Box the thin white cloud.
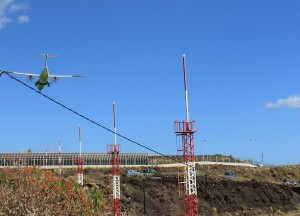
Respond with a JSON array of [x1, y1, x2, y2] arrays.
[[0, 0, 29, 29], [0, 15, 10, 29], [265, 95, 300, 108], [17, 14, 28, 23], [0, 0, 13, 20], [0, 0, 13, 14], [9, 2, 28, 13]]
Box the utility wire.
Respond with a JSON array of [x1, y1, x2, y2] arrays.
[[0, 71, 251, 180], [0, 71, 182, 163]]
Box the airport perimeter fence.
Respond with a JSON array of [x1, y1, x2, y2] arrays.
[[0, 152, 253, 167]]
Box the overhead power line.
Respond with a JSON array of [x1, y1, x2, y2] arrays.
[[0, 71, 176, 161], [1, 70, 251, 181]]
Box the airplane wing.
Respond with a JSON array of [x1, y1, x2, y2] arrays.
[[0, 70, 40, 77], [49, 74, 82, 78]]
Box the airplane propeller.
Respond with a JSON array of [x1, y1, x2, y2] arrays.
[[51, 76, 59, 84], [26, 75, 35, 82]]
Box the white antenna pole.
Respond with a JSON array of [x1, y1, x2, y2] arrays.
[[79, 126, 82, 156], [58, 139, 62, 175], [77, 125, 84, 185], [182, 54, 190, 121], [45, 148, 48, 168], [113, 102, 117, 145], [58, 139, 61, 153]]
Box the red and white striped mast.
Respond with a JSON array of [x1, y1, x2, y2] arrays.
[[76, 126, 84, 185], [183, 54, 190, 122], [107, 102, 121, 216], [175, 54, 198, 216]]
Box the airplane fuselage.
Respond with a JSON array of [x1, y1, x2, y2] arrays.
[[5, 53, 81, 91], [35, 68, 49, 90]]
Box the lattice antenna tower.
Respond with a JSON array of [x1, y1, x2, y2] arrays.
[[75, 126, 84, 185], [107, 102, 122, 216], [174, 54, 199, 216]]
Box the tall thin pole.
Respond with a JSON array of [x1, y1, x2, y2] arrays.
[[285, 138, 291, 164], [204, 139, 208, 162], [182, 54, 189, 122], [143, 181, 147, 216], [58, 139, 62, 175], [109, 102, 121, 216], [250, 138, 255, 164], [77, 126, 84, 185], [45, 148, 48, 168], [113, 102, 117, 145], [79, 126, 82, 157]]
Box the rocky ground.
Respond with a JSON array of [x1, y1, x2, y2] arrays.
[[80, 165, 300, 216]]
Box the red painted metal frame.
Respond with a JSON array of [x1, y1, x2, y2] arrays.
[[74, 156, 84, 173], [175, 120, 199, 216], [107, 144, 121, 216]]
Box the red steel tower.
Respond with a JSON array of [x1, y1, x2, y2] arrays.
[[175, 54, 198, 216], [107, 102, 121, 216]]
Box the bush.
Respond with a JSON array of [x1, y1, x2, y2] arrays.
[[0, 167, 109, 216]]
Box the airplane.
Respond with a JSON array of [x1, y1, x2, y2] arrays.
[[0, 53, 82, 91]]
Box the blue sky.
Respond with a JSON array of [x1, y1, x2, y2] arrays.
[[0, 0, 299, 165]]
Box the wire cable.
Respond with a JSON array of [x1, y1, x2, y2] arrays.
[[0, 71, 181, 163], [0, 71, 253, 180]]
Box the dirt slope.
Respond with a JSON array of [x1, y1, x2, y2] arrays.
[[83, 165, 300, 216], [115, 175, 300, 216]]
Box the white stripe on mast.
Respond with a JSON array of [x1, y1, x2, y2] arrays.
[[182, 54, 190, 121], [113, 102, 117, 145], [79, 126, 81, 156]]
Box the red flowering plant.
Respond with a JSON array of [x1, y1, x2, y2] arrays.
[[0, 167, 109, 216]]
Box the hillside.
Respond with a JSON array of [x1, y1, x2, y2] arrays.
[[0, 165, 300, 215], [81, 165, 300, 215]]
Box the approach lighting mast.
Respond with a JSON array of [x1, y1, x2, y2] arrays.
[[107, 102, 122, 216], [75, 126, 84, 185], [174, 54, 199, 216]]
